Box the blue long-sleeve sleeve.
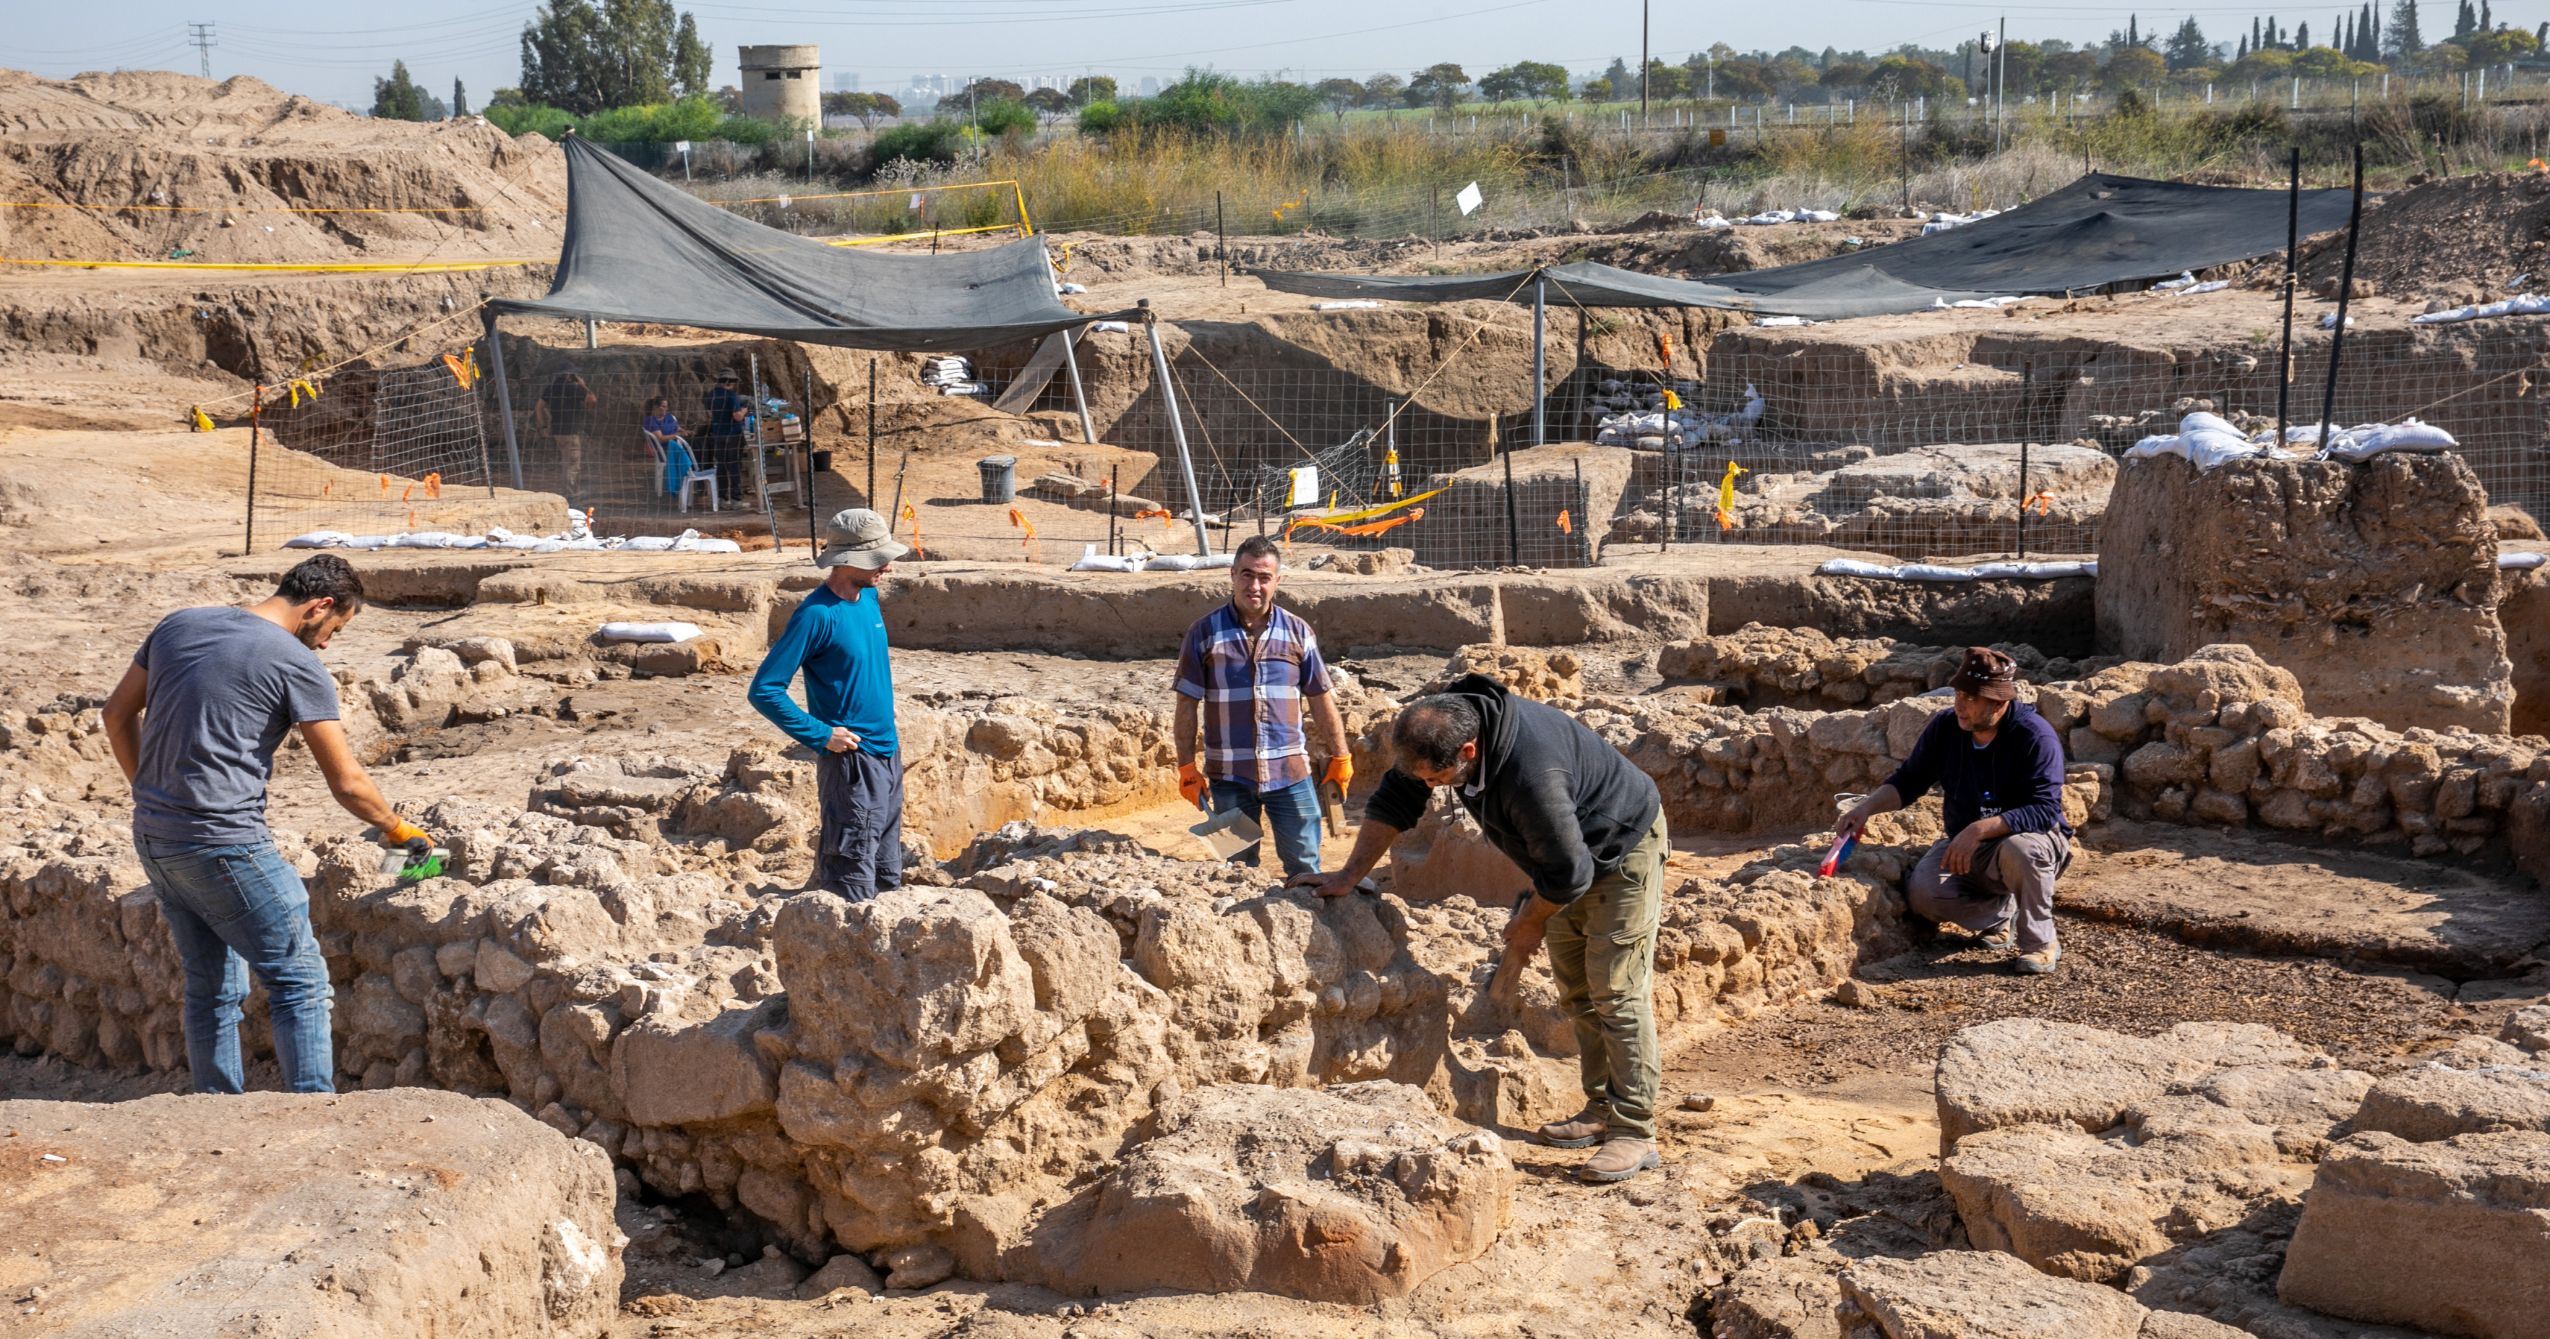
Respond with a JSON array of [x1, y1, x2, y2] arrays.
[[1995, 720, 2068, 834], [750, 598, 833, 751]]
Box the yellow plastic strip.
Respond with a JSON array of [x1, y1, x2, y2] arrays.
[[1286, 485, 1447, 527], [0, 257, 537, 272], [822, 222, 1023, 248]]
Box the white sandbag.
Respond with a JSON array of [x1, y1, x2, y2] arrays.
[[2410, 292, 2550, 325], [1817, 559, 1897, 578], [597, 621, 703, 644], [1069, 544, 1146, 573], [2500, 551, 2547, 571], [1741, 209, 1797, 226], [2149, 271, 2198, 292], [1798, 209, 1840, 222], [1692, 212, 1733, 230], [388, 531, 483, 549], [2319, 312, 2357, 329], [1312, 300, 1385, 312], [1754, 315, 1813, 327], [284, 531, 354, 548], [1818, 558, 2092, 582], [2171, 280, 2231, 296], [1055, 282, 1088, 294], [1091, 320, 1131, 333], [338, 535, 394, 550], [2319, 418, 2459, 461], [619, 535, 679, 552], [1141, 552, 1237, 572]]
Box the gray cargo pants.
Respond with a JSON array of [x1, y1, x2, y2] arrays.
[[1906, 829, 2070, 953], [816, 747, 905, 901]]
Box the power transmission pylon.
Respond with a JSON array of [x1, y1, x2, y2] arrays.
[[187, 22, 216, 80]]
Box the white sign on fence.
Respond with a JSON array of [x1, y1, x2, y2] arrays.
[[1288, 465, 1320, 508], [1455, 181, 1483, 216]]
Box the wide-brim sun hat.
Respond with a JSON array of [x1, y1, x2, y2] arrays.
[[816, 507, 909, 570]]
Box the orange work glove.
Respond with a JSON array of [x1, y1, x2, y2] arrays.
[[1177, 761, 1208, 809], [1322, 755, 1353, 794], [380, 818, 430, 848]]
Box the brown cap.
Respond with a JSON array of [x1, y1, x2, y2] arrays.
[[1950, 646, 2021, 700]]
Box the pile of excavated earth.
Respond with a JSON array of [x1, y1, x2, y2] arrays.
[[7, 65, 2550, 1339]]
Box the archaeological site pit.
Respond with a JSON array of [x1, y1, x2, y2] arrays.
[[7, 66, 2550, 1339]]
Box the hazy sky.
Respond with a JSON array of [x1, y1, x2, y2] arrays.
[[17, 0, 2503, 109]]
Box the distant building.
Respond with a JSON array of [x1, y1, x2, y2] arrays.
[[1138, 75, 1161, 95], [740, 44, 820, 124], [830, 70, 860, 92]]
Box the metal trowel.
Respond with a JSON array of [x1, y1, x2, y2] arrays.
[[1188, 804, 1263, 861]]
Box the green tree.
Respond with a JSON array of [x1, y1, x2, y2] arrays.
[[1314, 77, 1365, 121], [1067, 75, 1117, 105], [672, 13, 712, 98], [1821, 61, 1872, 90], [2453, 0, 2477, 39], [518, 0, 709, 115], [2104, 44, 2167, 88], [1362, 72, 1404, 106], [1025, 86, 1073, 121], [1600, 57, 1633, 99], [451, 78, 469, 118], [1405, 62, 1471, 110], [2164, 17, 2211, 68], [1581, 76, 1614, 101], [372, 60, 428, 121], [1639, 57, 1688, 99], [1865, 54, 1953, 98], [2389, 0, 2424, 55], [938, 78, 1025, 115], [1077, 100, 1125, 133], [823, 90, 901, 128], [2466, 25, 2540, 60], [1477, 65, 1526, 103]]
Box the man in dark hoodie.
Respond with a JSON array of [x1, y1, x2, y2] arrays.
[[1293, 674, 1667, 1184], [1836, 646, 2072, 975]]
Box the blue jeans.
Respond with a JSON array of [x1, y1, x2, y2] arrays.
[[134, 835, 335, 1094], [1207, 777, 1323, 877]]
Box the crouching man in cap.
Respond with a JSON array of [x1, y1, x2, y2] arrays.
[[751, 508, 909, 900], [1836, 647, 2072, 975], [1293, 673, 1668, 1184]]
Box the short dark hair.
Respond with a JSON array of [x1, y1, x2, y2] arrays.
[[1233, 534, 1283, 568], [275, 554, 365, 612], [1392, 695, 1481, 771]]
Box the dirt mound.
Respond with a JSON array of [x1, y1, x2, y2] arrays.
[[2288, 171, 2550, 304], [0, 69, 563, 265]]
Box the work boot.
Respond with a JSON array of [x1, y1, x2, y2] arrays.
[[2014, 945, 2062, 975], [1535, 1105, 1609, 1148], [1980, 922, 2017, 951], [1579, 1137, 1660, 1184]]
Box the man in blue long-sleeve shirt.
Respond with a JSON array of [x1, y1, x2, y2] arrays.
[[1836, 647, 2073, 974], [750, 507, 908, 900]]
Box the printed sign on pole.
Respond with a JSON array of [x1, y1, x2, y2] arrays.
[[1455, 181, 1484, 216]]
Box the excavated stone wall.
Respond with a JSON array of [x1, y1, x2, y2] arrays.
[[1657, 623, 2118, 712], [2099, 450, 2513, 735], [0, 798, 1901, 1287]]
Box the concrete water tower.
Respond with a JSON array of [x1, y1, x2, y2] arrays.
[[739, 44, 820, 124]]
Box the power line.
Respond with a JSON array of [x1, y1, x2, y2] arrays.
[[187, 21, 216, 81]]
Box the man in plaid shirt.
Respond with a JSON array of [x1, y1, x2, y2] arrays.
[[1173, 535, 1354, 875]]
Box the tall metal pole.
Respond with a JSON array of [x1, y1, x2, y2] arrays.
[[480, 304, 525, 491], [1531, 275, 1548, 446], [1995, 17, 2007, 152], [751, 352, 782, 546], [866, 358, 878, 503], [2275, 147, 2301, 444], [1216, 190, 1228, 287], [1142, 302, 1214, 557], [1639, 0, 1650, 129], [2015, 439, 2030, 559], [1059, 327, 1098, 444], [2317, 142, 2367, 455], [243, 385, 261, 555]]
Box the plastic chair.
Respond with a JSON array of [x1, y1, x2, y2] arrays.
[[645, 434, 718, 513]]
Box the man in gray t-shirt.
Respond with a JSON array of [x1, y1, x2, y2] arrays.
[[102, 555, 432, 1094]]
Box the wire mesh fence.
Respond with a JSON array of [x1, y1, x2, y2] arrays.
[[244, 300, 2550, 571]]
